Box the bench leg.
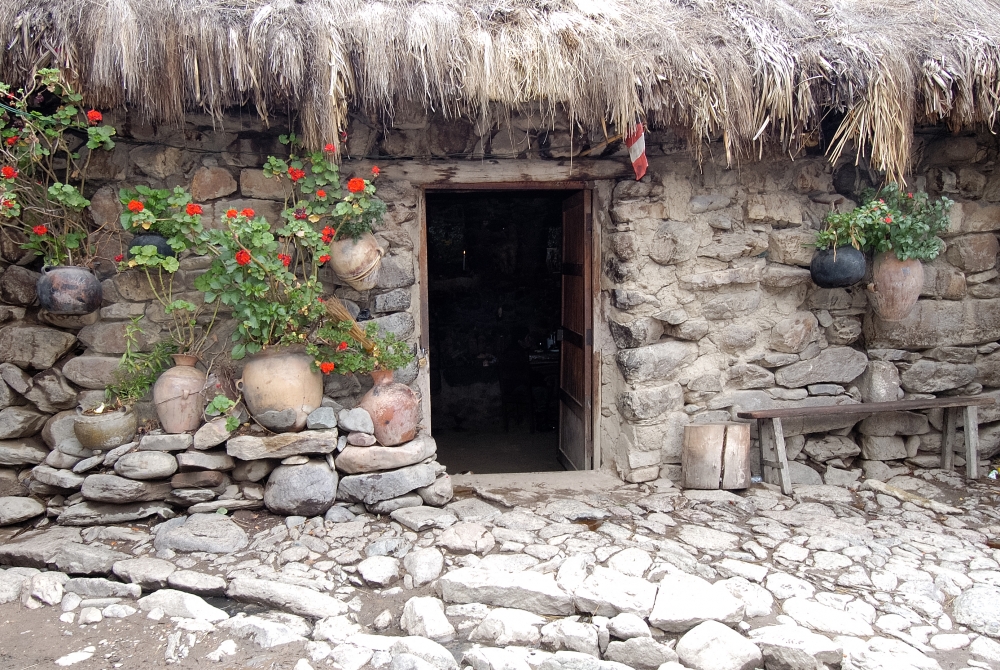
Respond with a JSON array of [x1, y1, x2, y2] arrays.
[[760, 418, 793, 496], [966, 405, 979, 480], [941, 407, 958, 471]]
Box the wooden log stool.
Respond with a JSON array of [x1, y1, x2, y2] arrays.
[[682, 422, 751, 490]]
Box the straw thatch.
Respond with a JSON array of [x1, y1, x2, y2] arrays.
[[1, 0, 998, 178]]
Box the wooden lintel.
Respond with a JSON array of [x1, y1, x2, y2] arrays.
[[341, 158, 631, 186]]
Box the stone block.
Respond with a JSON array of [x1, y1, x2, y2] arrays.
[[802, 435, 860, 462], [649, 221, 699, 265], [78, 319, 162, 355], [130, 145, 186, 179], [726, 364, 774, 389], [667, 319, 709, 341], [0, 266, 39, 306], [947, 234, 999, 272], [749, 194, 804, 225], [617, 384, 684, 421], [62, 355, 123, 390], [774, 347, 868, 388], [376, 252, 417, 290], [860, 435, 906, 461], [679, 262, 764, 290], [864, 299, 1000, 348], [701, 288, 762, 320], [616, 341, 699, 384], [23, 369, 78, 413], [959, 202, 1000, 233], [855, 361, 901, 402], [0, 325, 76, 370], [373, 288, 411, 314], [227, 431, 338, 461], [900, 360, 977, 393], [767, 229, 816, 266], [711, 324, 757, 352], [761, 263, 812, 288], [609, 318, 663, 349], [239, 169, 293, 201], [770, 312, 819, 353], [190, 167, 237, 201], [826, 316, 862, 345], [858, 411, 929, 436]]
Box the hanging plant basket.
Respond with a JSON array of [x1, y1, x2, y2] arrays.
[[866, 251, 924, 321], [128, 232, 175, 258], [809, 246, 867, 288], [329, 232, 384, 291], [36, 266, 102, 315]]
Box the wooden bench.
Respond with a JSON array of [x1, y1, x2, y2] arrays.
[[737, 396, 996, 495]]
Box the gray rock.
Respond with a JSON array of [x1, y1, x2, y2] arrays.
[[864, 298, 1000, 349], [389, 636, 459, 670], [226, 430, 339, 460], [216, 613, 307, 648], [114, 451, 178, 480], [676, 620, 763, 670], [403, 548, 444, 587], [0, 325, 76, 370], [0, 496, 45, 525], [62, 354, 122, 390], [51, 543, 132, 575], [65, 577, 141, 599], [416, 474, 453, 507], [167, 570, 227, 597], [192, 418, 233, 450], [366, 537, 413, 558], [0, 570, 29, 603], [176, 450, 235, 471], [154, 513, 249, 554], [438, 522, 496, 555], [306, 407, 339, 430], [574, 566, 657, 617], [336, 434, 437, 474], [324, 506, 356, 523], [232, 459, 275, 482], [391, 506, 458, 531], [367, 494, 424, 515], [357, 555, 402, 586], [72, 455, 105, 474], [860, 435, 907, 460], [617, 384, 684, 420], [469, 608, 544, 647], [263, 460, 338, 516], [31, 465, 85, 490], [112, 558, 177, 589], [138, 434, 192, 452], [338, 408, 374, 434], [23, 369, 78, 413], [57, 501, 174, 526], [749, 625, 843, 670], [337, 462, 438, 505], [102, 442, 137, 467], [604, 637, 679, 670], [648, 573, 744, 632], [446, 498, 502, 523], [616, 341, 699, 384], [0, 407, 49, 439], [770, 312, 819, 354], [347, 431, 378, 446], [227, 577, 349, 619], [81, 474, 173, 503], [438, 567, 575, 615], [900, 359, 977, 393], [400, 596, 455, 641], [774, 347, 868, 387], [857, 411, 929, 436], [0, 526, 80, 567], [788, 462, 823, 485], [29, 571, 67, 605], [608, 612, 652, 640], [802, 435, 860, 462], [137, 588, 229, 622], [953, 586, 1000, 637], [0, 438, 48, 465], [541, 618, 600, 656]]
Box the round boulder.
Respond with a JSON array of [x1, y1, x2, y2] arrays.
[[0, 496, 46, 526], [114, 451, 178, 480], [263, 459, 339, 516]]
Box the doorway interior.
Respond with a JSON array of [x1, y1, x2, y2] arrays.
[[425, 189, 591, 474]]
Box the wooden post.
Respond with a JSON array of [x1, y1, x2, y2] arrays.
[[941, 406, 958, 471], [965, 405, 979, 480], [682, 423, 751, 490], [759, 418, 792, 496]]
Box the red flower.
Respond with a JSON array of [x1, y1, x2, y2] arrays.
[[1, 199, 12, 208], [294, 208, 308, 220], [337, 341, 348, 352], [127, 200, 144, 213], [371, 166, 380, 177], [321, 226, 335, 243], [226, 208, 238, 218], [1, 166, 17, 180], [288, 167, 306, 182], [324, 143, 336, 153], [347, 178, 365, 193], [318, 254, 331, 264], [316, 189, 326, 198], [186, 203, 203, 216], [907, 193, 913, 198], [5, 137, 14, 146], [86, 110, 102, 125], [241, 208, 255, 218], [235, 249, 251, 266], [32, 225, 47, 236], [884, 216, 893, 224], [278, 253, 291, 267], [320, 361, 335, 374], [114, 254, 124, 262]]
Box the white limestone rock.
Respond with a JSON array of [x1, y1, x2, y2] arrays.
[[676, 620, 763, 670], [648, 573, 745, 632], [399, 596, 455, 641]]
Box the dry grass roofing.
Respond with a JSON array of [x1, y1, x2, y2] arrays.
[[1, 0, 998, 177]]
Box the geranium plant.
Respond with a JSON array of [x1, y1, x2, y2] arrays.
[[307, 317, 414, 376], [118, 185, 205, 253], [0, 69, 116, 266]]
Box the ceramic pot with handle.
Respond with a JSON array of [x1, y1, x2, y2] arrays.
[[238, 346, 323, 433], [153, 354, 207, 433]]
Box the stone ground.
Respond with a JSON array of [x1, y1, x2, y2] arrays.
[[3, 470, 1000, 670]]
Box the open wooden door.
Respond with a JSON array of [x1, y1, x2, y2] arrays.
[[558, 190, 593, 470]]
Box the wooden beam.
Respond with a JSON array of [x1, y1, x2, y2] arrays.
[[738, 395, 995, 420], [342, 158, 631, 186]]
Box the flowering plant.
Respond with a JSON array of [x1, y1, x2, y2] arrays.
[[307, 318, 414, 376], [0, 69, 116, 266], [818, 184, 952, 262], [118, 185, 205, 253]]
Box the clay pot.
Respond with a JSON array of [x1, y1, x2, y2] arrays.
[[153, 354, 207, 433], [358, 369, 419, 446], [329, 232, 384, 291], [36, 266, 102, 315], [129, 232, 175, 258], [74, 408, 137, 450], [867, 251, 924, 322], [239, 346, 323, 433], [810, 246, 866, 288]]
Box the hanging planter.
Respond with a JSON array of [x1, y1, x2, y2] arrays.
[[36, 266, 102, 315], [153, 354, 207, 433], [866, 251, 924, 321], [329, 232, 384, 291], [128, 232, 175, 258], [809, 246, 867, 288], [237, 346, 323, 433]]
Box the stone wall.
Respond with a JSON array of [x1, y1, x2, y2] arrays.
[[602, 130, 1000, 484]]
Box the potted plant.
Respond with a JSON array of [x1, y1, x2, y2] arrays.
[[811, 207, 868, 288], [77, 319, 173, 448], [263, 135, 386, 291], [858, 184, 953, 321], [118, 185, 205, 258], [0, 69, 117, 314], [122, 240, 218, 434]]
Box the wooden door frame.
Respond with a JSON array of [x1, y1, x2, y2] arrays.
[[419, 183, 600, 470]]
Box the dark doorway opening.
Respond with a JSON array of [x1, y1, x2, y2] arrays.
[[426, 191, 572, 474]]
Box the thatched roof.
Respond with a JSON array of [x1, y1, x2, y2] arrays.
[[2, 0, 998, 178]]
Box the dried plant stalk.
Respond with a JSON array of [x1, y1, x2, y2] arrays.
[[323, 297, 375, 353]]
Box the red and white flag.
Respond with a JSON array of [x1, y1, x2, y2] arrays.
[[625, 123, 647, 180]]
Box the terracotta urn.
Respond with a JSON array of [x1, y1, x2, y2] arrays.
[[238, 346, 323, 432], [358, 369, 419, 446], [36, 266, 102, 315], [153, 354, 207, 433], [329, 232, 384, 291], [74, 408, 137, 449], [866, 251, 924, 322]]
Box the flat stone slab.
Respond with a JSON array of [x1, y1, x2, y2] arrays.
[[438, 567, 575, 616], [226, 430, 339, 460], [338, 462, 438, 505], [0, 526, 82, 567], [390, 506, 458, 531], [57, 501, 175, 526], [153, 513, 249, 554], [227, 578, 349, 619], [335, 434, 437, 474]]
